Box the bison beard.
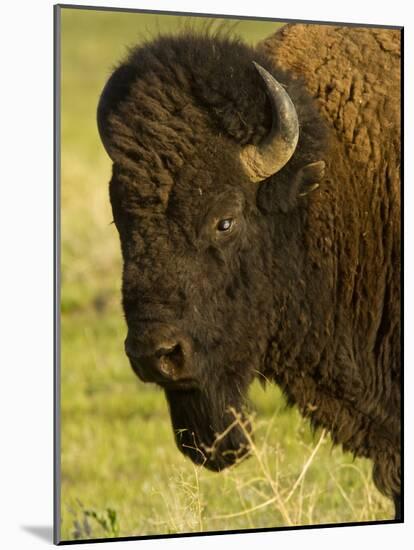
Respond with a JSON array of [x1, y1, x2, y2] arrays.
[[165, 386, 252, 471]]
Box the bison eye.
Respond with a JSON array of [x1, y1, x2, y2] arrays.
[[216, 218, 234, 232]]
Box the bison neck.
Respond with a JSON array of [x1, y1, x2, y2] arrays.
[[259, 22, 400, 503], [264, 144, 400, 488]]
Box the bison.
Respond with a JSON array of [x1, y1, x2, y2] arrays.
[[97, 23, 401, 520]]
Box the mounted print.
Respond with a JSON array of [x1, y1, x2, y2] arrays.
[[54, 4, 403, 544]]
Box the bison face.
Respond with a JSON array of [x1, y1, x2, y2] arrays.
[[97, 35, 324, 470], [110, 152, 276, 471]]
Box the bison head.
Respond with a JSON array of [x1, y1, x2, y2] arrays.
[[97, 33, 326, 471]]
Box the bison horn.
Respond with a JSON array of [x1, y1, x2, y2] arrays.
[[240, 62, 299, 183]]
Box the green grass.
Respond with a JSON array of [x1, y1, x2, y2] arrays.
[[60, 309, 392, 540], [59, 7, 393, 542]]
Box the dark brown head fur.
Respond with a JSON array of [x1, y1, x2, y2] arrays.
[[99, 30, 327, 470]]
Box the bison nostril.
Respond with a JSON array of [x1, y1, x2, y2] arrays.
[[156, 343, 185, 376], [125, 329, 193, 385], [155, 344, 177, 358], [158, 344, 184, 365]]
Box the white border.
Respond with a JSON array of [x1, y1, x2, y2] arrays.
[[1, 1, 411, 548]]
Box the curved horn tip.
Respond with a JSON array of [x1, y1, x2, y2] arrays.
[[252, 61, 271, 80], [240, 61, 300, 183]]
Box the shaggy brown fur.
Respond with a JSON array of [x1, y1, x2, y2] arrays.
[[260, 24, 401, 514], [97, 24, 401, 519]]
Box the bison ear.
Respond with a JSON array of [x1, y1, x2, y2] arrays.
[[277, 160, 326, 213]]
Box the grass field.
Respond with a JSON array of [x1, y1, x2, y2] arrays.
[[59, 7, 393, 542]]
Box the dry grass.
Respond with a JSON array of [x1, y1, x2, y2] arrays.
[[61, 363, 393, 541], [137, 408, 392, 536]]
